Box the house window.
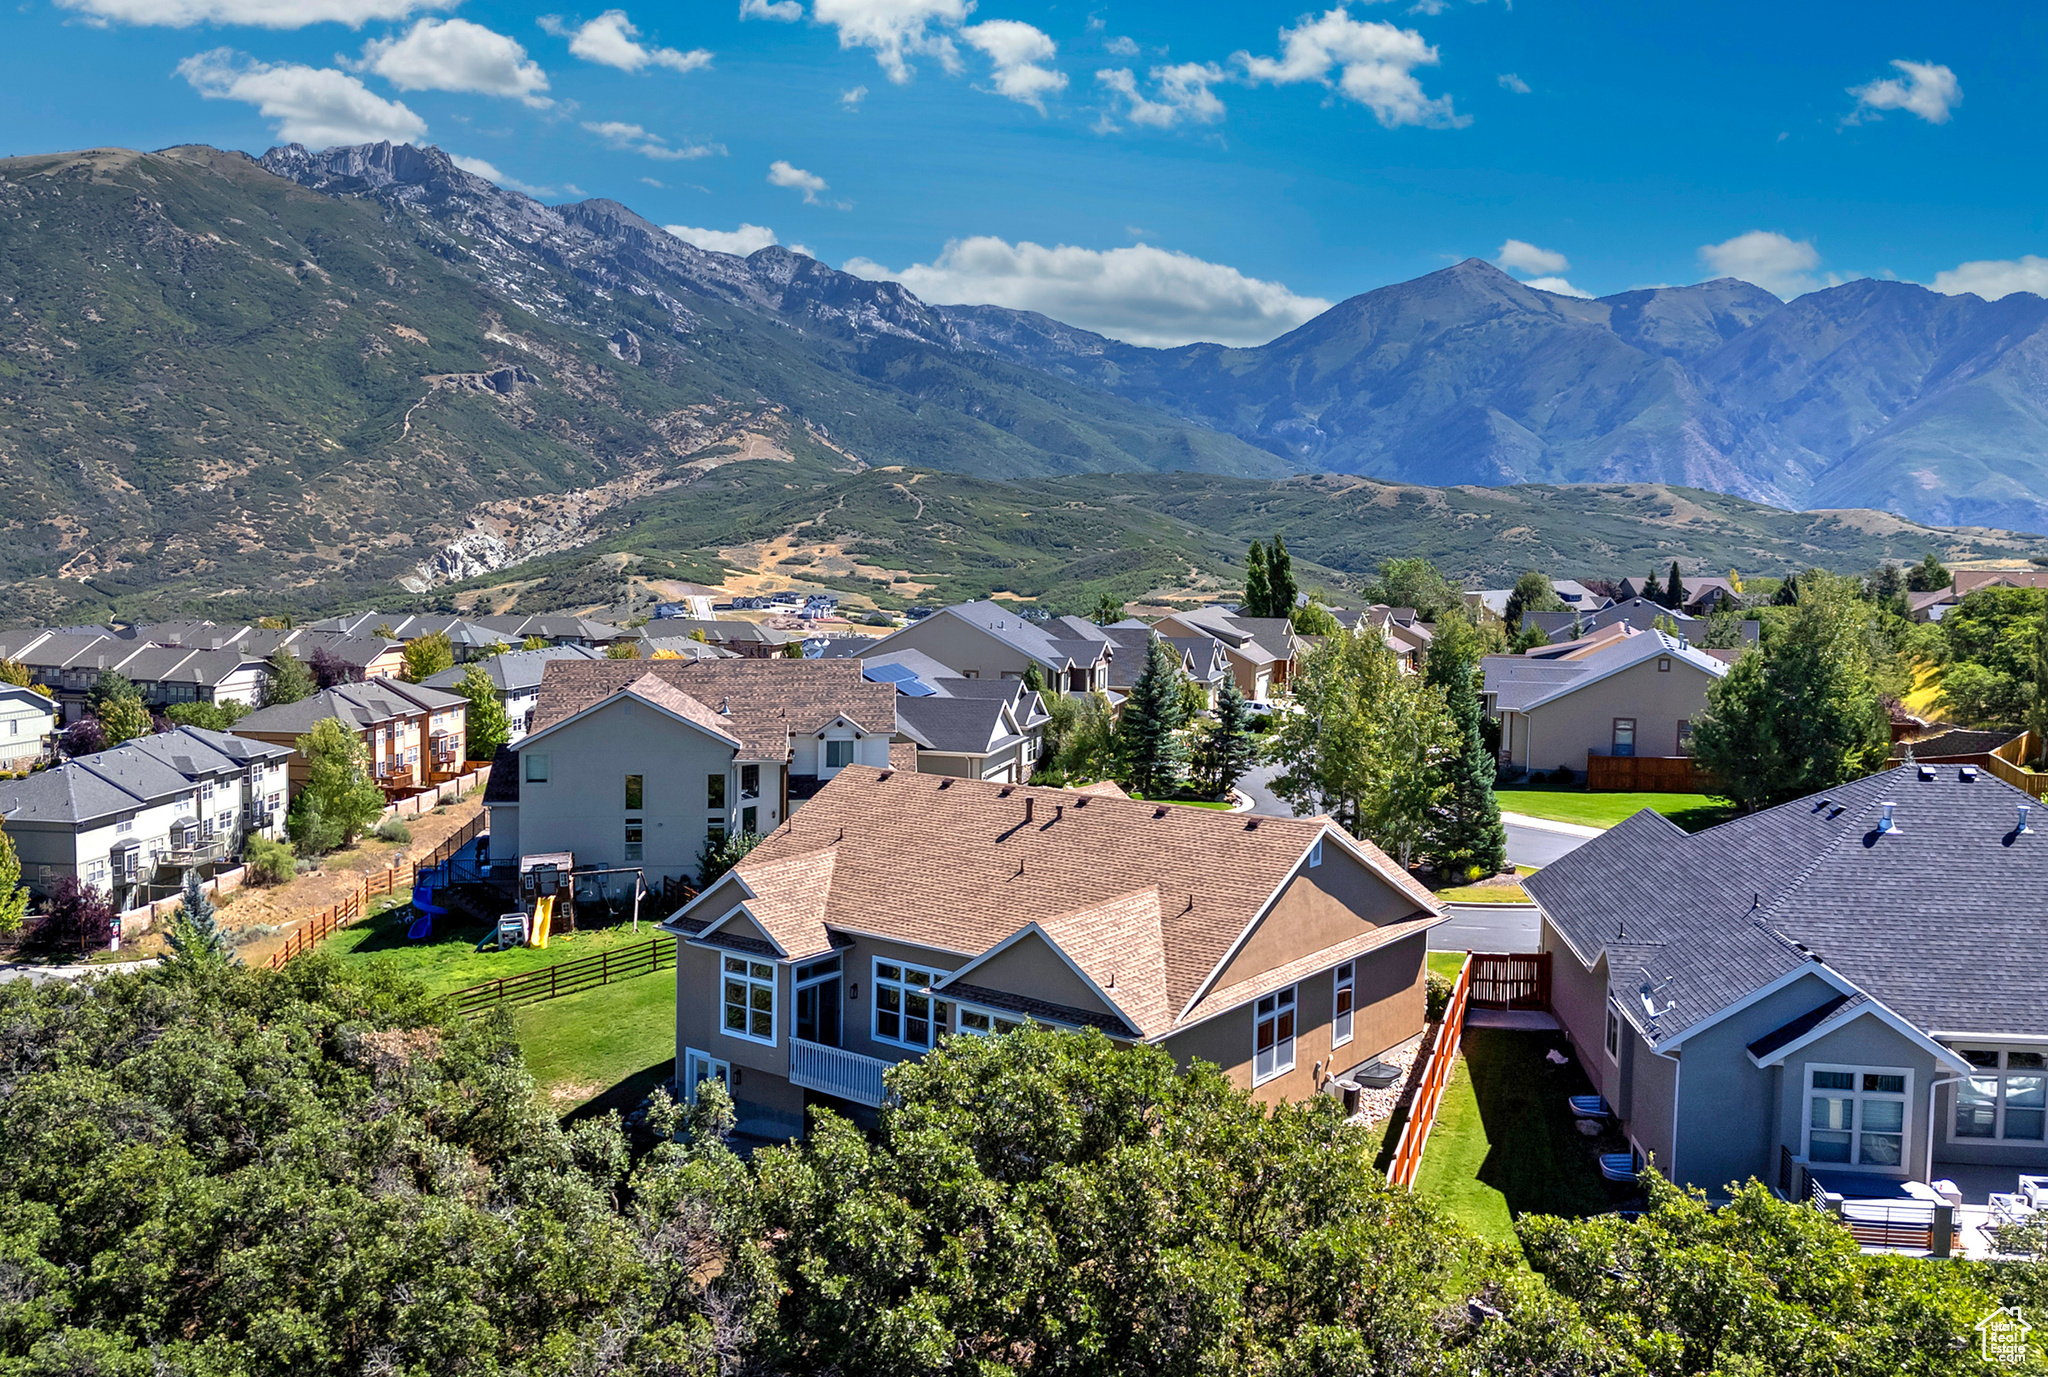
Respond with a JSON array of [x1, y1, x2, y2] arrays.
[[722, 956, 776, 1044], [682, 1048, 730, 1104], [1611, 719, 1636, 757], [1657, 657, 1671, 672], [824, 739, 855, 770], [524, 753, 549, 783], [874, 960, 953, 1050], [956, 1008, 1024, 1036], [625, 774, 643, 810], [1955, 1049, 2047, 1142], [200, 817, 215, 841], [1676, 720, 1694, 755], [1332, 962, 1355, 1048], [1308, 837, 1324, 868], [1805, 1064, 1911, 1167], [707, 773, 726, 809], [624, 819, 643, 862], [1605, 1003, 1622, 1062], [116, 818, 134, 835], [1253, 986, 1297, 1085], [741, 805, 758, 834], [739, 764, 760, 799]]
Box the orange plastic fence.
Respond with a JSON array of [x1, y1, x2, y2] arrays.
[[1386, 953, 1473, 1190]]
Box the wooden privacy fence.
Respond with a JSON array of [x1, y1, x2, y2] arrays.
[[1387, 953, 1473, 1190], [1585, 753, 1713, 793], [446, 935, 676, 1015], [1467, 951, 1551, 1011], [265, 813, 488, 969], [1986, 731, 2048, 798]]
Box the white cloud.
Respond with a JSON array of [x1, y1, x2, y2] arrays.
[[841, 84, 868, 108], [57, 0, 451, 27], [543, 10, 712, 74], [1848, 59, 1960, 125], [740, 0, 803, 20], [1699, 230, 1822, 298], [1497, 71, 1529, 94], [961, 20, 1066, 111], [1104, 35, 1139, 56], [1930, 255, 2048, 301], [449, 154, 554, 197], [1095, 63, 1227, 130], [842, 236, 1333, 347], [355, 19, 551, 107], [582, 120, 723, 160], [1495, 239, 1569, 275], [811, 0, 968, 84], [1521, 276, 1592, 299], [178, 49, 426, 146], [666, 222, 782, 255], [1235, 8, 1466, 129], [769, 159, 846, 207]]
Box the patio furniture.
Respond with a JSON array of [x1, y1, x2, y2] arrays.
[[1569, 1094, 1612, 1119], [1599, 1152, 1639, 1182], [1929, 1179, 1963, 1207], [2021, 1175, 2048, 1209], [1990, 1193, 2036, 1229]]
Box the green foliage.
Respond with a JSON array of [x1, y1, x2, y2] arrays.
[[1266, 532, 1297, 616], [1269, 632, 1458, 866], [1509, 619, 1552, 652], [1423, 612, 1508, 876], [374, 816, 412, 843], [780, 641, 804, 659], [454, 662, 511, 759], [521, 634, 551, 651], [0, 658, 29, 688], [606, 640, 643, 660], [242, 834, 296, 886], [0, 827, 27, 936], [1690, 570, 1891, 812], [1504, 569, 1566, 632], [1050, 691, 1120, 782], [288, 719, 386, 854], [1117, 636, 1189, 796], [1092, 591, 1123, 624], [1665, 559, 1685, 608], [1192, 676, 1259, 798], [83, 671, 139, 720], [96, 694, 152, 747], [1290, 597, 1343, 635], [166, 868, 234, 967], [400, 630, 455, 682], [262, 647, 316, 707], [696, 829, 764, 888], [1425, 970, 1455, 1022], [754, 1025, 1465, 1377], [1244, 538, 1270, 617], [1907, 550, 1951, 592], [1364, 555, 1463, 621], [1932, 585, 2048, 730], [164, 698, 251, 731]]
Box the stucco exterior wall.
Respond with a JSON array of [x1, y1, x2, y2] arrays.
[[864, 616, 1040, 682], [1769, 1011, 1944, 1186], [953, 933, 1116, 1016], [1513, 655, 1719, 772], [1216, 842, 1421, 990]]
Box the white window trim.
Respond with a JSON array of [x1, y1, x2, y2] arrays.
[[719, 955, 778, 1047], [1332, 961, 1355, 1050], [1308, 837, 1324, 868], [1801, 1062, 1913, 1172], [1605, 1002, 1623, 1064], [955, 1005, 1028, 1037], [1947, 1046, 2048, 1145], [871, 958, 950, 1051], [681, 1047, 730, 1104], [1252, 984, 1298, 1087]]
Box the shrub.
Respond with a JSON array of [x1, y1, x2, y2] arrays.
[[1426, 971, 1454, 1022], [243, 835, 296, 885], [374, 817, 412, 843], [1548, 765, 1577, 785]]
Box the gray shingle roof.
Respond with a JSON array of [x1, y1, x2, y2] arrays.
[[419, 645, 605, 693], [895, 695, 1023, 756], [233, 677, 464, 735], [0, 727, 288, 827], [1484, 629, 1726, 712]]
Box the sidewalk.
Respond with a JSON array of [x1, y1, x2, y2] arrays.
[[1498, 810, 1606, 840]]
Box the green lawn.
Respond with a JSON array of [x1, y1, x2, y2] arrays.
[[328, 899, 673, 998], [1495, 787, 1734, 833], [1431, 884, 1531, 904], [1427, 951, 1468, 981], [513, 971, 678, 1116], [1411, 1029, 1636, 1249]]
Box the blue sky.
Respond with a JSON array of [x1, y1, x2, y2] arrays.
[[5, 0, 2045, 345]]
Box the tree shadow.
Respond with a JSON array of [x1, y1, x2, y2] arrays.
[[1462, 1028, 1638, 1219]]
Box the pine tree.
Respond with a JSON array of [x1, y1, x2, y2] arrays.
[[262, 648, 315, 707], [1266, 535, 1298, 617], [1666, 561, 1685, 610], [1243, 541, 1270, 618], [456, 663, 511, 760], [1907, 552, 1952, 593], [1194, 677, 1259, 798], [1118, 638, 1188, 797], [1645, 565, 1666, 607], [1504, 571, 1562, 634], [1093, 593, 1123, 625], [167, 868, 235, 966], [1422, 615, 1508, 879]]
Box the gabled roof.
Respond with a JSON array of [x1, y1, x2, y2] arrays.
[[894, 694, 1024, 756], [1484, 629, 1726, 713], [1159, 606, 1298, 665], [232, 677, 464, 736], [920, 601, 1111, 672], [1528, 763, 2048, 1045], [0, 726, 288, 827], [528, 658, 895, 761], [419, 645, 605, 694], [0, 685, 58, 717]]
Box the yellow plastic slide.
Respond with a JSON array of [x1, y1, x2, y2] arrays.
[[531, 895, 553, 949]]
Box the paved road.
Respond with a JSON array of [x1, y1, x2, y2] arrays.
[[1430, 902, 1540, 954], [1504, 816, 1595, 868], [1237, 762, 1294, 818]]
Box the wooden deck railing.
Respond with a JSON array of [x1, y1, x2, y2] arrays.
[[1387, 953, 1473, 1190], [445, 935, 675, 1015], [265, 813, 487, 969]]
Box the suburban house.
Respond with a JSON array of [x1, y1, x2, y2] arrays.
[[1482, 629, 1728, 776], [0, 685, 58, 772], [1527, 763, 2048, 1208], [231, 628, 408, 682], [1151, 606, 1302, 702], [0, 726, 291, 907], [858, 602, 1114, 695], [419, 645, 605, 743], [111, 646, 274, 713], [645, 620, 801, 658], [653, 584, 729, 619], [470, 614, 634, 649], [232, 678, 469, 796], [849, 648, 1052, 783], [1908, 570, 2048, 623], [661, 765, 1445, 1139], [1615, 573, 1742, 615], [635, 635, 743, 662], [1467, 580, 1613, 627], [306, 613, 510, 659], [484, 659, 898, 888]]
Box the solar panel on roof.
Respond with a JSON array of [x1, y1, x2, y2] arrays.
[[895, 676, 938, 697], [864, 663, 915, 682]]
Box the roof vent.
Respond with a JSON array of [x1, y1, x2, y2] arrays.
[[1960, 765, 1979, 782], [1024, 796, 1034, 823], [2019, 803, 2033, 836], [1153, 806, 1168, 819], [720, 697, 731, 715], [1878, 801, 1899, 834], [998, 785, 1014, 798], [1918, 764, 1936, 781], [1244, 816, 1259, 830], [877, 770, 891, 782], [937, 778, 952, 789]]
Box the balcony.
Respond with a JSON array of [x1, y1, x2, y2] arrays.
[[788, 1037, 893, 1108]]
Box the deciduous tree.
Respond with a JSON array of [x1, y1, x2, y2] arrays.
[[0, 828, 27, 936], [99, 693, 152, 746], [262, 647, 316, 705], [454, 662, 511, 759], [1906, 550, 1951, 593], [401, 630, 454, 682], [288, 718, 387, 853], [1365, 556, 1462, 621], [1503, 570, 1564, 633], [607, 640, 642, 660]]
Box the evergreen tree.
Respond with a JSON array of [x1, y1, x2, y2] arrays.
[[1193, 677, 1259, 798], [85, 671, 139, 720], [0, 658, 29, 688], [1503, 570, 1563, 633], [1243, 540, 1270, 618], [401, 631, 455, 683], [1092, 592, 1123, 625], [455, 663, 511, 760], [167, 868, 235, 966], [288, 719, 387, 853], [99, 694, 152, 746], [1118, 637, 1189, 797], [1906, 551, 1951, 593], [1665, 561, 1685, 610], [1266, 534, 1298, 617], [262, 648, 315, 707], [1422, 614, 1507, 879], [0, 827, 28, 936]]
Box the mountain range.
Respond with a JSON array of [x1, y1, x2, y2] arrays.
[[1, 138, 2046, 624]]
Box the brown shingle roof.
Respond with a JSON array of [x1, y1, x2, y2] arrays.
[[683, 766, 1434, 1036], [531, 658, 896, 760]]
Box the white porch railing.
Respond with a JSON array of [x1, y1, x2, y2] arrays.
[[788, 1037, 893, 1107]]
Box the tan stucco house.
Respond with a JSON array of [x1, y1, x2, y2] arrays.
[[1482, 629, 1728, 775]]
